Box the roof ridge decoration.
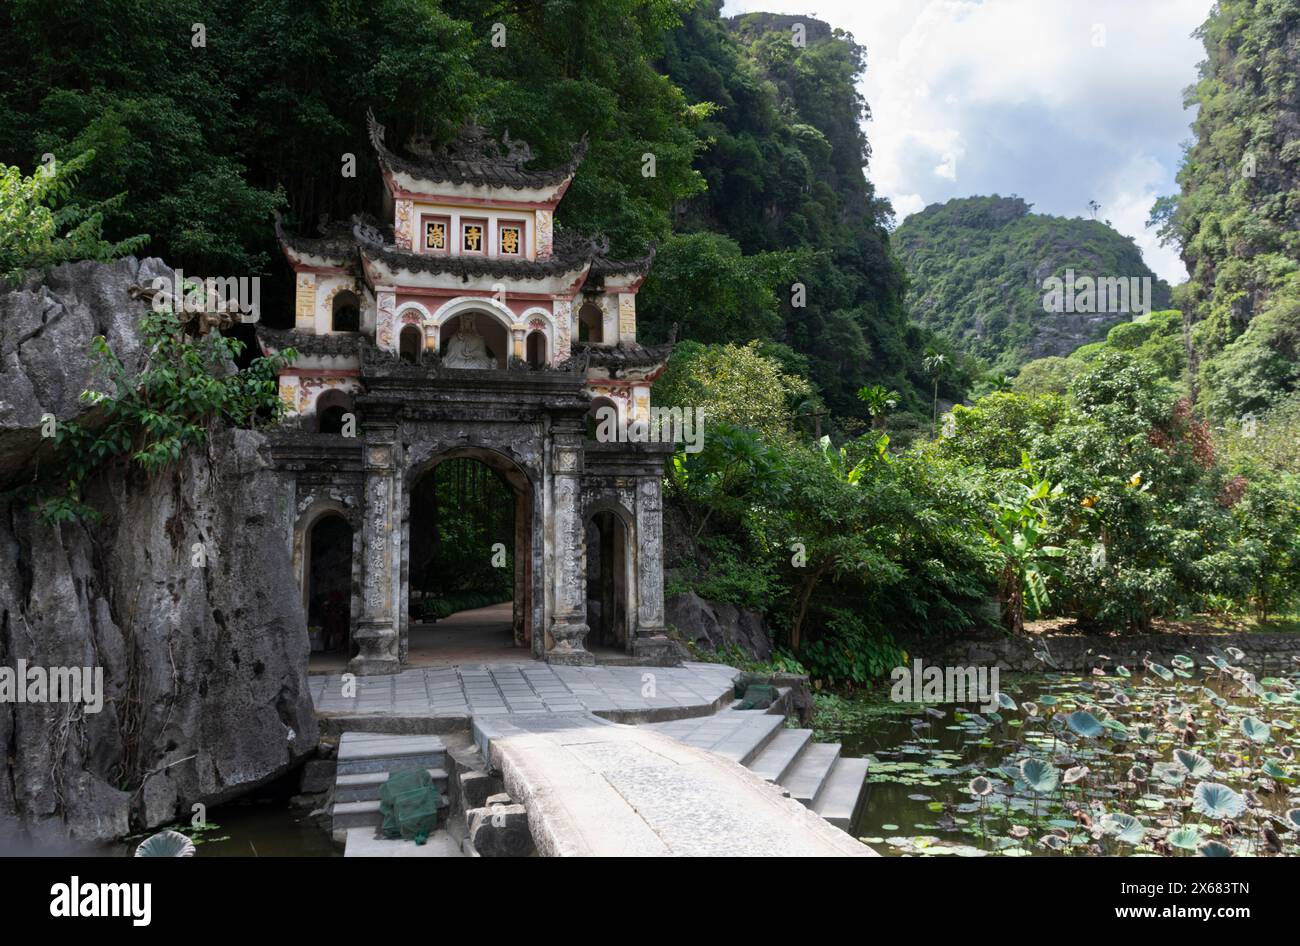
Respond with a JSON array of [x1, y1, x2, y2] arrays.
[[274, 210, 361, 266], [366, 109, 588, 191]]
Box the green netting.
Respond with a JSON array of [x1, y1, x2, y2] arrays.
[[378, 767, 441, 845], [738, 683, 777, 710], [733, 671, 765, 700], [734, 673, 779, 709]]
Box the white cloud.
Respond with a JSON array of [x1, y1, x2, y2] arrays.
[[722, 0, 1210, 283], [891, 193, 927, 220]]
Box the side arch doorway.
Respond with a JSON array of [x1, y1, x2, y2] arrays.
[[305, 513, 355, 659], [584, 508, 633, 652], [405, 449, 536, 662]]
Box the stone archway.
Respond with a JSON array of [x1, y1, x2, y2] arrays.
[[401, 446, 538, 661]]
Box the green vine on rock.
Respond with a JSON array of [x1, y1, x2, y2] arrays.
[[36, 308, 295, 523]]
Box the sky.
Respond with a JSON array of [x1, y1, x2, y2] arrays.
[[720, 0, 1212, 284]]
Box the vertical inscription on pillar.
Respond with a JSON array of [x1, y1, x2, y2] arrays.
[[637, 477, 665, 628]]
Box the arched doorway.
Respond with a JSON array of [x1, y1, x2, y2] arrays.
[[306, 514, 354, 658], [405, 450, 534, 661], [316, 389, 352, 434], [332, 290, 360, 332], [585, 509, 631, 651], [525, 330, 546, 368], [399, 324, 423, 364], [577, 301, 603, 343]]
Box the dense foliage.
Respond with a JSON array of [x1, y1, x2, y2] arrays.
[[665, 340, 1299, 683], [1150, 0, 1300, 420], [895, 195, 1171, 374], [0, 150, 146, 284]]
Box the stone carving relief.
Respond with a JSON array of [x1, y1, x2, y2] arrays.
[[376, 289, 397, 351], [395, 199, 413, 250], [553, 299, 572, 362], [536, 210, 553, 259]]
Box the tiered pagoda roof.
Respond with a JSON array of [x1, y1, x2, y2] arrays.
[[366, 110, 588, 192]]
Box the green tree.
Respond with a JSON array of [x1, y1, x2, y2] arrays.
[[0, 151, 145, 283], [856, 384, 900, 430], [654, 340, 812, 440]]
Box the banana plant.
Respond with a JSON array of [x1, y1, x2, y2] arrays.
[[984, 452, 1065, 633]]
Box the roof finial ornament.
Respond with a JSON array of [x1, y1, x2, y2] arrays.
[[366, 108, 386, 149], [501, 130, 534, 168]]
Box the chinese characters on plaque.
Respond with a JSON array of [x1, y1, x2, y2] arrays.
[[424, 219, 447, 251]]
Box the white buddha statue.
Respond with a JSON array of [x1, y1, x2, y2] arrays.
[[442, 314, 494, 369]]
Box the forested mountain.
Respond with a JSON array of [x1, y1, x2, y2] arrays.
[[1150, 0, 1300, 420], [894, 196, 1171, 373], [643, 6, 952, 419]]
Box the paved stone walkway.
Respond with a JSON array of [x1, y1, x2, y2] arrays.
[[475, 713, 873, 856], [312, 662, 738, 722]]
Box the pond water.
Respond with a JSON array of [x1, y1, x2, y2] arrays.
[[120, 801, 339, 858], [818, 656, 1300, 856]]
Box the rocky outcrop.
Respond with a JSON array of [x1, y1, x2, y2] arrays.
[[665, 590, 772, 661], [0, 257, 163, 489], [0, 259, 317, 847]]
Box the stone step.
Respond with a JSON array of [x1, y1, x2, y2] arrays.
[[707, 712, 786, 766], [344, 826, 462, 857], [332, 794, 450, 832], [779, 741, 841, 806], [811, 757, 870, 829], [335, 767, 449, 804], [336, 733, 446, 776], [747, 728, 813, 784]]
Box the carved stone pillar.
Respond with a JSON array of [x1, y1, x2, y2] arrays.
[[547, 428, 593, 665], [351, 437, 402, 675], [632, 474, 674, 663]]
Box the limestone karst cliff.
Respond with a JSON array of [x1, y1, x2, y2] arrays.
[[0, 258, 317, 847]]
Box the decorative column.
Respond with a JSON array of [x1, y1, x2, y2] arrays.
[[351, 437, 402, 674], [632, 475, 674, 663], [375, 287, 397, 354], [547, 426, 594, 665], [552, 299, 572, 363]]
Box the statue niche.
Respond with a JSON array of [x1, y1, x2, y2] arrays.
[[441, 313, 499, 369]]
